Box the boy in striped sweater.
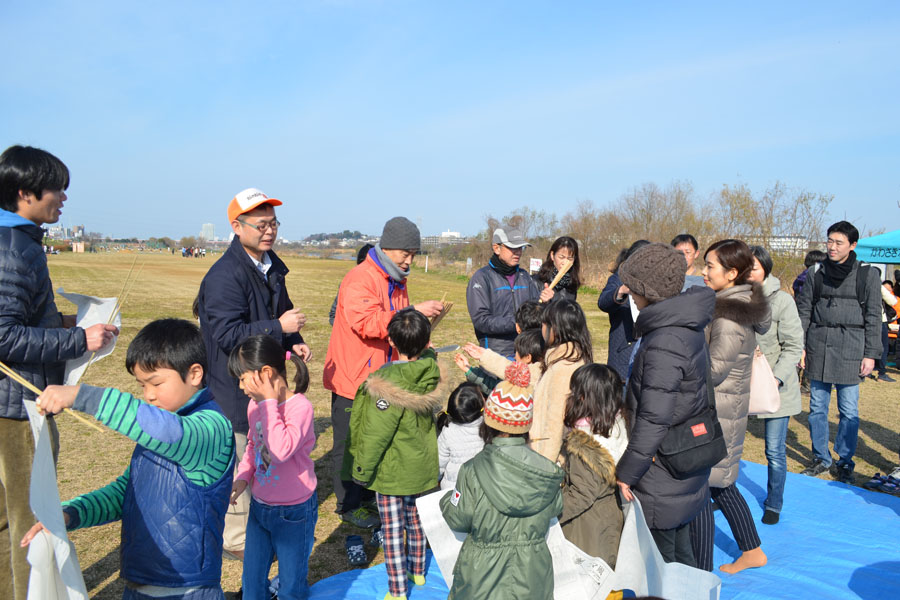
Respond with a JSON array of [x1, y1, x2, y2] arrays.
[[24, 319, 235, 600]]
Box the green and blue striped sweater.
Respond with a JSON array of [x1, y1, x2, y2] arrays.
[[62, 385, 233, 530]]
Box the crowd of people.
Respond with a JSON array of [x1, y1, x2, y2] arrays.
[[0, 143, 896, 600]]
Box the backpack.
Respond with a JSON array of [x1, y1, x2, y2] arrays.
[[811, 262, 872, 313]]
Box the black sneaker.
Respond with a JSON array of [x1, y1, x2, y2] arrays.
[[834, 462, 854, 484], [878, 373, 896, 382], [801, 460, 829, 476], [761, 509, 780, 525]]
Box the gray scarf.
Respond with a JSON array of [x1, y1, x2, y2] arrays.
[[374, 242, 410, 282]]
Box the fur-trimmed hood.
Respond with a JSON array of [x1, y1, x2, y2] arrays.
[[363, 353, 452, 415], [563, 429, 617, 487], [714, 283, 770, 333]]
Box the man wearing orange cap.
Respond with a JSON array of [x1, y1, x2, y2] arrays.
[[197, 188, 310, 560]]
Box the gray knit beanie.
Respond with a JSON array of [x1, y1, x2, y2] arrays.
[[618, 243, 687, 303], [380, 217, 421, 250]]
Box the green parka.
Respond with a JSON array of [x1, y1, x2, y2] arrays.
[[440, 437, 564, 600], [344, 349, 447, 496]]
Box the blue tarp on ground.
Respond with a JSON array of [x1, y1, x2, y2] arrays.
[[857, 229, 900, 264], [309, 460, 900, 599]]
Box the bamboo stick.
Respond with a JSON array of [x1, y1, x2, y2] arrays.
[[540, 259, 574, 302], [0, 360, 104, 432]]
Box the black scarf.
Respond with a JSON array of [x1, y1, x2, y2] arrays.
[[549, 268, 573, 292], [489, 253, 518, 277], [823, 250, 856, 287]]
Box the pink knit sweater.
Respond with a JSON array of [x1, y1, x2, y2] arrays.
[[236, 393, 317, 505]]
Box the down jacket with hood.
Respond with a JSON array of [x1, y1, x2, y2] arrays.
[[344, 349, 447, 496], [466, 261, 540, 358], [755, 275, 804, 421], [560, 429, 623, 567], [0, 210, 87, 419], [616, 285, 716, 530], [707, 283, 771, 488], [440, 437, 564, 600]]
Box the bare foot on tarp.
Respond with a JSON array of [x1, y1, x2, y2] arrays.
[[719, 547, 767, 574]]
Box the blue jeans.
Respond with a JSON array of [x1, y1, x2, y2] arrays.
[[243, 494, 318, 600], [808, 380, 860, 468], [763, 416, 790, 513]]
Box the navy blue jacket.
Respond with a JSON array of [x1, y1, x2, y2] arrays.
[[198, 236, 303, 434], [0, 210, 87, 419], [597, 273, 636, 381], [121, 390, 234, 587], [466, 261, 540, 358]]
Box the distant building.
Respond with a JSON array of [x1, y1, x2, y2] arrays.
[[200, 223, 215, 241], [422, 230, 470, 247]]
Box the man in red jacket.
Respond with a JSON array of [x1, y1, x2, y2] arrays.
[[323, 217, 442, 536]]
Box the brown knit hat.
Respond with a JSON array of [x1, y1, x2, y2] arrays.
[[618, 242, 687, 303], [484, 362, 534, 434]]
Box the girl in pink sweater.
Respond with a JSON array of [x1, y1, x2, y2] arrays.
[[228, 335, 317, 600]]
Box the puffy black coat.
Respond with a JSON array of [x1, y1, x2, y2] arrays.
[[597, 272, 636, 381], [466, 262, 540, 358], [0, 214, 87, 419], [197, 236, 303, 434], [616, 285, 716, 530]]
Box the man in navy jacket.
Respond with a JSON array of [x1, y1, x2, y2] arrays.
[[197, 187, 309, 558], [0, 145, 117, 598], [466, 227, 547, 358]]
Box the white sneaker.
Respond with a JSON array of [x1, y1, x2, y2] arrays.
[[888, 466, 900, 480]]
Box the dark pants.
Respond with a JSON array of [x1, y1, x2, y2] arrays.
[[877, 322, 889, 375], [690, 484, 761, 571], [649, 523, 695, 567], [331, 393, 374, 514]]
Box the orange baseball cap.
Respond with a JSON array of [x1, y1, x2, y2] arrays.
[[227, 188, 283, 222]]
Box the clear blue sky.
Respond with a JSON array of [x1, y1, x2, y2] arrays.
[[2, 1, 898, 241]]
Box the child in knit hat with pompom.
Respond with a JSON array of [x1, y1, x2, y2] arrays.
[[440, 362, 564, 600]]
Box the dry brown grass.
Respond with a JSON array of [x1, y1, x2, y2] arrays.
[[46, 252, 900, 597]]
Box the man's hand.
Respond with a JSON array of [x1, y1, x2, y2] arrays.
[[800, 349, 806, 369], [61, 314, 77, 328], [278, 308, 307, 334], [414, 300, 444, 318], [454, 353, 471, 373], [463, 342, 485, 360], [21, 513, 69, 547], [292, 343, 312, 363], [616, 285, 630, 303], [84, 324, 118, 352], [36, 385, 80, 416], [616, 480, 634, 502], [230, 480, 248, 505], [860, 358, 875, 378], [539, 284, 554, 303]]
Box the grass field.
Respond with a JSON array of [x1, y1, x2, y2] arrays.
[[44, 251, 899, 598]]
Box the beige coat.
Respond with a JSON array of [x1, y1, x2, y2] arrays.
[[479, 343, 586, 461], [706, 284, 771, 488]]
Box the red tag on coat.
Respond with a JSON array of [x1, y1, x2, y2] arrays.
[[691, 423, 708, 437]]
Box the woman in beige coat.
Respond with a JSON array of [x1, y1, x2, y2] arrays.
[[690, 239, 771, 575], [531, 299, 593, 462]]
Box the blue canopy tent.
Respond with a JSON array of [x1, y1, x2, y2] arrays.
[[857, 229, 900, 263]]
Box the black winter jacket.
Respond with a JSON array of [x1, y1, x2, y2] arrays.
[[0, 212, 87, 419], [466, 261, 540, 358], [198, 236, 303, 434], [597, 272, 636, 381], [616, 285, 716, 530]]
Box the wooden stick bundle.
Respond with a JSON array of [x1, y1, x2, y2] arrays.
[[0, 359, 104, 432], [430, 293, 453, 331]]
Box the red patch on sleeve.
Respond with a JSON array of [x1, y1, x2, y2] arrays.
[[691, 423, 708, 437]]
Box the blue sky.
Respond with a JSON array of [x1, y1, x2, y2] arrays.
[[1, 1, 898, 241]]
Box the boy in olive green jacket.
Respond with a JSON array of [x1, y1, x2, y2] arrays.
[[345, 308, 447, 600]]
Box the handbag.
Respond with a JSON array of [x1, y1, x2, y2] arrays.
[[655, 358, 727, 480], [749, 346, 781, 415]]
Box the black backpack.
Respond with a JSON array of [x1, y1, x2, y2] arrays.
[[811, 263, 872, 313]]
